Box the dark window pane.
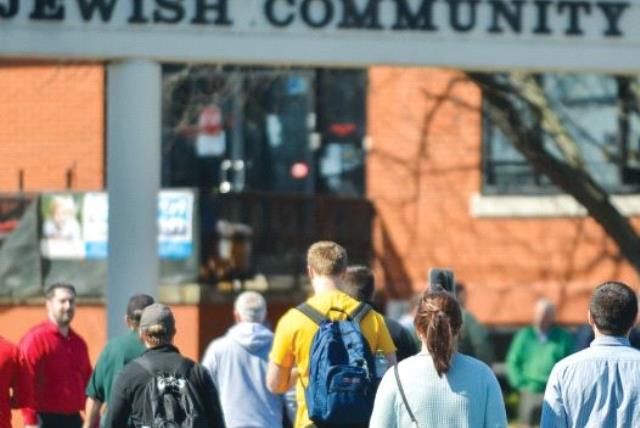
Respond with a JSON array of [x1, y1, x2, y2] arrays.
[[316, 69, 367, 197], [243, 71, 315, 193], [161, 66, 365, 197], [544, 75, 619, 190]]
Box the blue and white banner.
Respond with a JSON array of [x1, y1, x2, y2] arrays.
[[157, 190, 194, 260], [40, 190, 194, 260]]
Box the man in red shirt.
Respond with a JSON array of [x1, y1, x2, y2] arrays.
[[19, 283, 92, 428], [0, 335, 32, 428]]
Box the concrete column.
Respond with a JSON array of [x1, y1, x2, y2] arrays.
[[106, 60, 161, 339]]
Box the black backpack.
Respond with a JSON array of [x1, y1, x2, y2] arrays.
[[137, 356, 207, 428]]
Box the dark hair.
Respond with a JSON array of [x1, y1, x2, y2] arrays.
[[141, 324, 174, 347], [44, 282, 76, 299], [414, 291, 462, 377], [126, 294, 155, 327], [589, 281, 638, 336], [455, 282, 466, 296], [342, 265, 374, 302]]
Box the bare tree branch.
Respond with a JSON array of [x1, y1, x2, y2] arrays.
[[469, 72, 640, 274], [509, 72, 584, 168]]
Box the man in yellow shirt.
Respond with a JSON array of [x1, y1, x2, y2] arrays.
[[267, 241, 396, 428]]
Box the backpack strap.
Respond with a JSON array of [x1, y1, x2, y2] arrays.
[[296, 303, 328, 325], [297, 302, 371, 326], [350, 302, 372, 325], [176, 358, 193, 377], [136, 354, 155, 376], [136, 353, 192, 378]]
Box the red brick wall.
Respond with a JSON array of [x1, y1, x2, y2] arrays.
[[367, 67, 640, 325], [0, 62, 104, 191], [2, 62, 639, 326]]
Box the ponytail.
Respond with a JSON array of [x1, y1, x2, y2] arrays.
[[414, 291, 462, 377]]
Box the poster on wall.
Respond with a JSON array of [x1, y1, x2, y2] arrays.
[[40, 190, 194, 260], [196, 105, 226, 157], [82, 192, 109, 259], [158, 191, 194, 259], [40, 194, 85, 259]]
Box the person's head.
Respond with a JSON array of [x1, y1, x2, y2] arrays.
[[414, 290, 462, 377], [139, 303, 176, 348], [533, 299, 556, 333], [234, 291, 267, 323], [342, 265, 374, 302], [307, 241, 348, 281], [588, 281, 638, 337], [50, 195, 77, 226], [455, 282, 467, 308], [408, 292, 422, 316], [125, 294, 155, 330], [45, 283, 76, 328]]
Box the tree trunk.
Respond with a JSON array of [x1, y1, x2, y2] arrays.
[[468, 72, 640, 274]]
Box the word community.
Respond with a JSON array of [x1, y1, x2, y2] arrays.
[[0, 0, 631, 38]]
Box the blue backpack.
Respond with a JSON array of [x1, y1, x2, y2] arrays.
[[297, 302, 377, 426]]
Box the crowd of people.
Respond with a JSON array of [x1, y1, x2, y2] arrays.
[[1, 240, 639, 427]]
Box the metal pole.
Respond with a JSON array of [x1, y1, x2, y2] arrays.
[[106, 60, 161, 339]]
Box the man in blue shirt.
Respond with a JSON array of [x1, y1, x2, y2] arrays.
[[541, 281, 640, 428]]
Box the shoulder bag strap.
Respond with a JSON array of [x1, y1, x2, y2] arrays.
[[393, 363, 420, 428]]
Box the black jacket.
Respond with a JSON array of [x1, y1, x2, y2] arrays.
[[383, 316, 419, 362], [105, 344, 226, 428]]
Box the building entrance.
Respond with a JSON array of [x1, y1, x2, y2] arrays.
[[161, 66, 372, 290]]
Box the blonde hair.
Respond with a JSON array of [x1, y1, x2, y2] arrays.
[[307, 241, 347, 276]]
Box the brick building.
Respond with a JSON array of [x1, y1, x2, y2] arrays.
[[4, 2, 640, 425], [1, 62, 638, 328]]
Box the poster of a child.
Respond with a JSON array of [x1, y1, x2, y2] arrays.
[[41, 194, 84, 258]]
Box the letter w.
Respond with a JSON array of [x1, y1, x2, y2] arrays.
[[77, 0, 117, 21]]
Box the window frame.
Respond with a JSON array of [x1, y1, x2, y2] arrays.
[[481, 74, 640, 196]]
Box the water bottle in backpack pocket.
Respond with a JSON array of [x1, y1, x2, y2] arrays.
[[374, 350, 389, 382], [297, 302, 378, 426]]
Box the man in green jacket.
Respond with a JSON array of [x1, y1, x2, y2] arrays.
[[456, 283, 494, 365], [506, 299, 573, 428], [83, 294, 155, 428]]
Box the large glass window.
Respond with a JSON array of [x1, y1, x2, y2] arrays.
[[160, 66, 371, 290], [316, 70, 367, 196], [483, 74, 640, 195], [161, 66, 367, 197]]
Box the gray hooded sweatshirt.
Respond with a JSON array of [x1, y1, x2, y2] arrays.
[[201, 322, 284, 428]]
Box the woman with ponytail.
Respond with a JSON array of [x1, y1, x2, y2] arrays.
[[370, 290, 507, 428]]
